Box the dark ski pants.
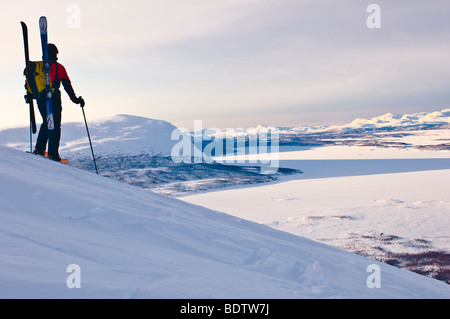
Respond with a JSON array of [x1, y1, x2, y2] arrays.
[[35, 90, 62, 158]]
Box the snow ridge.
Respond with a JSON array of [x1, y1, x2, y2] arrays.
[[0, 145, 449, 298]]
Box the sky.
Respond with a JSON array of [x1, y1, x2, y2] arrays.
[[1, 0, 450, 130]]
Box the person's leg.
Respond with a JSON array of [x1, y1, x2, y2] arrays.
[[47, 91, 62, 160], [34, 95, 48, 155]]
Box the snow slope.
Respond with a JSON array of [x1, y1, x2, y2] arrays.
[[182, 143, 450, 283], [0, 145, 449, 298]]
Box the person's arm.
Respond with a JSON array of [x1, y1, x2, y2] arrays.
[[58, 63, 84, 105]]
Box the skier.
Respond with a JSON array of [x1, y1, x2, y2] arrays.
[[33, 43, 84, 161]]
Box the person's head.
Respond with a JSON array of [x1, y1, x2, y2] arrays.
[[48, 43, 59, 61]]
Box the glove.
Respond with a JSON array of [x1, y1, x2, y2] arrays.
[[73, 96, 85, 107]]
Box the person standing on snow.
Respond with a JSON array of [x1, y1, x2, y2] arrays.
[[33, 43, 84, 162]]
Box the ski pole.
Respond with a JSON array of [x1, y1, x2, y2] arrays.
[[29, 114, 32, 153], [26, 95, 37, 153], [80, 99, 99, 175]]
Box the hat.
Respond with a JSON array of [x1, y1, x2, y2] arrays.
[[48, 43, 59, 61]]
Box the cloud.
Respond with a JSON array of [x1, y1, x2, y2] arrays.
[[2, 0, 450, 129]]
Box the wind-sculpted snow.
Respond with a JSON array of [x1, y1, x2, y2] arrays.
[[1, 111, 450, 298], [0, 145, 449, 298]]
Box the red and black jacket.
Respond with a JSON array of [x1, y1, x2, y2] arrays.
[[49, 60, 78, 102]]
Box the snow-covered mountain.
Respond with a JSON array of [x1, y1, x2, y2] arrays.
[[281, 108, 450, 134], [0, 145, 449, 298], [0, 114, 300, 195], [2, 109, 449, 156], [193, 109, 450, 151], [1, 110, 449, 195], [234, 109, 450, 151], [341, 109, 450, 131], [63, 114, 200, 159], [206, 109, 447, 138], [17, 114, 185, 157]]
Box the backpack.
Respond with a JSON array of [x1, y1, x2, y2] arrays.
[[24, 61, 54, 99]]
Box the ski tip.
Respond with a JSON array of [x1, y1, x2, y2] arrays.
[[39, 16, 47, 32]]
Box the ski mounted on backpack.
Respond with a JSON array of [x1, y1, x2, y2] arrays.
[[39, 16, 54, 130], [20, 21, 37, 152], [21, 17, 54, 131]]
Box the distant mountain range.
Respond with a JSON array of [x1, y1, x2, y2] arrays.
[[1, 109, 448, 195], [198, 109, 450, 149], [1, 109, 449, 154], [275, 109, 450, 135], [341, 109, 450, 130], [0, 114, 300, 195]]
